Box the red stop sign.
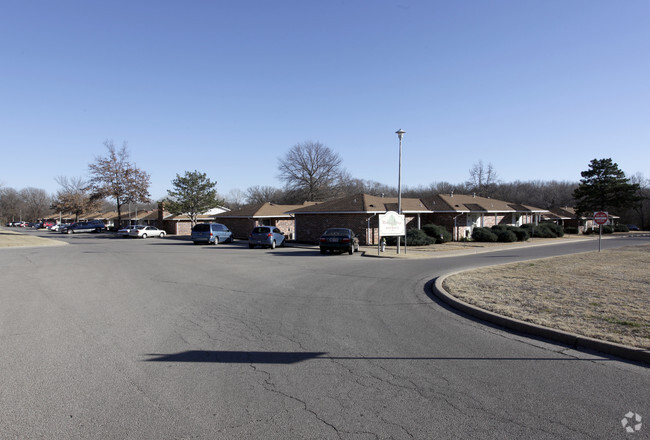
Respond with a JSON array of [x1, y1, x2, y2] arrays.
[[594, 211, 608, 225]]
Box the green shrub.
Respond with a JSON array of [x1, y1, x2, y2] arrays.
[[421, 224, 452, 243], [384, 228, 436, 246], [614, 224, 629, 232], [496, 230, 517, 242], [541, 222, 564, 237], [522, 223, 561, 238], [405, 228, 436, 245], [490, 225, 508, 232], [506, 226, 529, 241], [564, 226, 579, 234], [472, 227, 497, 242], [602, 225, 613, 234], [384, 235, 402, 245]]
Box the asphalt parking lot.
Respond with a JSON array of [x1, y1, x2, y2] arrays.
[[1, 227, 648, 439]]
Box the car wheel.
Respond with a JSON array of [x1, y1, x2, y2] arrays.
[[159, 233, 164, 238], [249, 244, 254, 249], [271, 240, 276, 249], [214, 237, 219, 245], [320, 248, 326, 254], [67, 229, 73, 234], [142, 233, 147, 239], [348, 245, 354, 255]]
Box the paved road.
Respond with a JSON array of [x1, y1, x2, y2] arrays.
[[1, 230, 648, 439]]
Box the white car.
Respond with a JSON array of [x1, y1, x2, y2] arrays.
[[128, 225, 166, 239], [117, 227, 133, 237], [50, 223, 68, 232]]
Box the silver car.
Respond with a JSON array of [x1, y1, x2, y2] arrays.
[[248, 226, 286, 249]]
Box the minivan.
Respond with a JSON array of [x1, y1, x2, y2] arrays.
[[191, 223, 233, 245], [248, 226, 286, 249]]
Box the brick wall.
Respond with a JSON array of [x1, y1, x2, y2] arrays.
[[215, 218, 296, 240], [295, 214, 372, 244], [295, 214, 417, 245], [217, 218, 257, 239]]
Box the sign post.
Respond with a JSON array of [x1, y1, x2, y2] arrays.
[[593, 211, 608, 252], [378, 211, 406, 255]]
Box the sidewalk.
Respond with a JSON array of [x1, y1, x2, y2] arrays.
[[358, 235, 599, 259]]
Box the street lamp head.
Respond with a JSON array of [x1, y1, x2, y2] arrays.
[[395, 129, 406, 140]]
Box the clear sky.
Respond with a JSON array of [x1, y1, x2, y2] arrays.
[[2, 1, 649, 201]]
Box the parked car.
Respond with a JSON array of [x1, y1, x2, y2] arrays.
[[191, 223, 233, 245], [319, 228, 360, 255], [129, 225, 166, 239], [117, 226, 133, 237], [627, 224, 640, 231], [61, 220, 106, 234], [50, 223, 68, 232], [248, 226, 286, 249]]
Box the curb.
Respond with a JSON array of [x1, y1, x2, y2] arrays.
[[432, 274, 650, 365]]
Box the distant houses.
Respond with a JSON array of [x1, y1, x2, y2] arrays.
[[57, 192, 621, 241]]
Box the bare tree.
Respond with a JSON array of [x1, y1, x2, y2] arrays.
[[491, 180, 577, 209], [0, 187, 23, 223], [466, 160, 499, 197], [277, 141, 343, 202], [626, 172, 649, 229], [224, 189, 247, 209], [88, 140, 151, 226], [51, 176, 100, 222], [245, 185, 282, 205], [20, 187, 52, 221]]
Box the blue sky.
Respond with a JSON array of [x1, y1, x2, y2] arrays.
[[2, 1, 649, 201]]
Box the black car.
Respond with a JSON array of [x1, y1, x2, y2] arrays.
[[61, 220, 106, 234], [319, 228, 360, 255]]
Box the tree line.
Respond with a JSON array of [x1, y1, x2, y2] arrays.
[[1, 140, 648, 229]]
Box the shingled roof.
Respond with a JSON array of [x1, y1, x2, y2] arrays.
[[426, 194, 547, 213], [289, 194, 431, 214], [215, 202, 313, 218]]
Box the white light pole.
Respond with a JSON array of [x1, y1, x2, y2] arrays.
[[396, 129, 405, 254]]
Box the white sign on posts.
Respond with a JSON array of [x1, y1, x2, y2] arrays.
[[379, 211, 405, 236]]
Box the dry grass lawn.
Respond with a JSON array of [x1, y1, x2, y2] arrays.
[[443, 244, 650, 349], [0, 229, 66, 248]]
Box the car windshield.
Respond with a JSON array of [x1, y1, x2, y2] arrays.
[[252, 227, 270, 233], [322, 229, 350, 236], [193, 224, 210, 232]]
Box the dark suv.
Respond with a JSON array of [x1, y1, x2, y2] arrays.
[[61, 221, 106, 234]]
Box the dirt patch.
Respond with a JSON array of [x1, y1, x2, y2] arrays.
[[443, 244, 650, 349]]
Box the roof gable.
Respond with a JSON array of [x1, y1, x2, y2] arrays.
[[289, 193, 431, 214], [426, 194, 547, 213]]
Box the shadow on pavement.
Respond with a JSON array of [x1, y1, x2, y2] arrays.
[[144, 350, 613, 364]]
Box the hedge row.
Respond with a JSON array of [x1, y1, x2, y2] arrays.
[[471, 225, 530, 242], [383, 223, 452, 246]]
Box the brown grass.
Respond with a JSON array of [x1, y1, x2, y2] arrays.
[[443, 244, 650, 349], [0, 229, 67, 248]]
